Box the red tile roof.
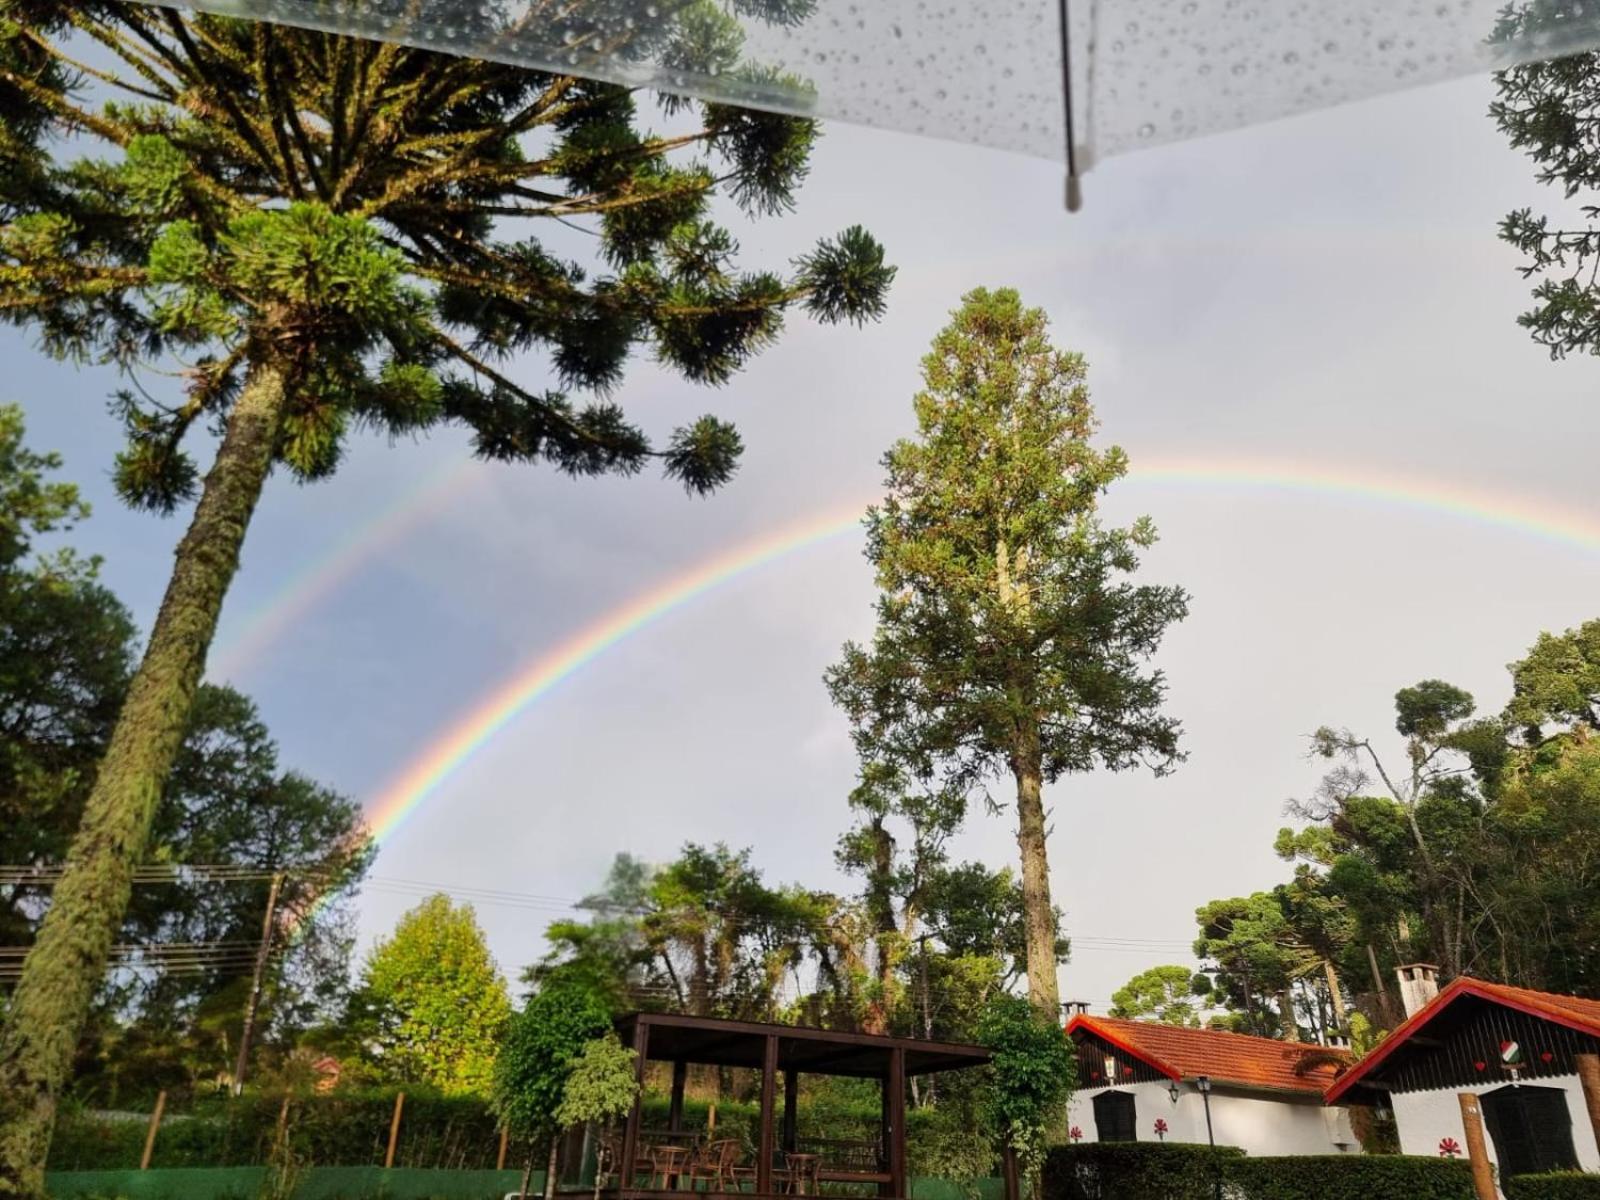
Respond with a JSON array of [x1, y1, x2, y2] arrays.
[[1324, 976, 1600, 1104], [1066, 1014, 1349, 1096]]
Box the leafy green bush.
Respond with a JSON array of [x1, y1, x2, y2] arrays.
[[1226, 1154, 1475, 1200], [1044, 1142, 1244, 1200], [1505, 1173, 1600, 1200], [47, 1092, 528, 1171], [1042, 1145, 1474, 1200]]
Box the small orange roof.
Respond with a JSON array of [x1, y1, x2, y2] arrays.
[[1066, 1013, 1348, 1096], [1324, 976, 1600, 1104]]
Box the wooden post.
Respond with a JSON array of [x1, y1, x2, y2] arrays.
[[782, 1070, 799, 1154], [233, 870, 284, 1094], [756, 1034, 778, 1195], [669, 1060, 688, 1132], [707, 1103, 717, 1136], [1000, 1146, 1020, 1200], [886, 1048, 906, 1200], [386, 1092, 406, 1169], [1578, 1055, 1600, 1160], [498, 1127, 510, 1172], [1457, 1093, 1496, 1200], [140, 1091, 166, 1170], [620, 1019, 650, 1194]]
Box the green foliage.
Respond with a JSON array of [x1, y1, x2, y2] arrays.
[[357, 897, 510, 1096], [553, 1035, 638, 1132], [1492, 8, 1600, 360], [827, 287, 1188, 1014], [1043, 1143, 1243, 1200], [490, 985, 611, 1142], [1043, 1145, 1474, 1200], [43, 1165, 533, 1200], [977, 994, 1074, 1185], [1108, 966, 1211, 1027], [0, 407, 368, 1098], [1505, 1173, 1600, 1200]]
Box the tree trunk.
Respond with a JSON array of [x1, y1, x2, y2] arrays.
[[543, 1134, 560, 1200], [866, 816, 896, 1035], [0, 360, 288, 1197], [1012, 723, 1060, 1020], [1323, 959, 1348, 1039]]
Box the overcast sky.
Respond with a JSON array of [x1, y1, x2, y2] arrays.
[[12, 69, 1600, 1015]]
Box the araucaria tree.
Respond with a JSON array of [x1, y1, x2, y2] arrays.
[[826, 289, 1188, 1018], [0, 2, 891, 1187]]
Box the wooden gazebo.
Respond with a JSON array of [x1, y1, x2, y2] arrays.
[[609, 1012, 998, 1200]]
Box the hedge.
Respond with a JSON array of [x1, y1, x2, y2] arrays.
[[1505, 1174, 1600, 1200], [1043, 1144, 1476, 1200], [1225, 1155, 1476, 1200], [1044, 1143, 1244, 1200], [49, 1093, 532, 1171], [44, 1166, 536, 1200], [43, 1167, 992, 1200], [52, 1090, 948, 1173]]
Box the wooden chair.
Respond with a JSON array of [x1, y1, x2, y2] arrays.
[[687, 1138, 740, 1192], [651, 1142, 692, 1189]]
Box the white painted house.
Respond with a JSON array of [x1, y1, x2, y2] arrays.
[[1064, 1012, 1357, 1155], [1325, 968, 1600, 1187]]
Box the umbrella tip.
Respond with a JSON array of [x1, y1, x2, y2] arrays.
[[1065, 171, 1083, 213]]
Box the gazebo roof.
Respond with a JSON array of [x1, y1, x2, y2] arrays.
[[616, 1011, 992, 1079]]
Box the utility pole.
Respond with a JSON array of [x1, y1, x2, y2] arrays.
[[233, 870, 284, 1095]]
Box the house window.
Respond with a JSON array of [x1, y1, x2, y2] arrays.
[[1482, 1085, 1578, 1179], [1093, 1090, 1138, 1142]]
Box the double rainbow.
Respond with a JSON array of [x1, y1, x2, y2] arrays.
[[218, 455, 1600, 854]]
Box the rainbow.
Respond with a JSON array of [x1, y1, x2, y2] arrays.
[[353, 455, 1600, 850], [208, 459, 478, 681], [361, 499, 872, 846]]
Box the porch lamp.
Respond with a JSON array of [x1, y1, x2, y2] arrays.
[[1168, 1079, 1183, 1104]]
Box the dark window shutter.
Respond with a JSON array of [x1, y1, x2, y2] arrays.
[[1092, 1091, 1138, 1143]]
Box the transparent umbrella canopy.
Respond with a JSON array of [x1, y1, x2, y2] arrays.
[[142, 0, 1600, 201]]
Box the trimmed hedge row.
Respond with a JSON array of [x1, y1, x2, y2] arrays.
[[1505, 1174, 1600, 1200], [1043, 1143, 1476, 1200]]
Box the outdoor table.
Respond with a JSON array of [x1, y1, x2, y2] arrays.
[[652, 1144, 691, 1190], [783, 1152, 820, 1196]]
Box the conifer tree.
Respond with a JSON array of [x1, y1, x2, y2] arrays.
[[0, 3, 891, 1189], [826, 289, 1186, 1019]]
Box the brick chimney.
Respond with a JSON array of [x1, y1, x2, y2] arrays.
[[1063, 999, 1090, 1017], [1395, 964, 1440, 1018]]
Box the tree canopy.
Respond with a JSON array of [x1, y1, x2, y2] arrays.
[[826, 287, 1187, 1016], [356, 894, 510, 1095]]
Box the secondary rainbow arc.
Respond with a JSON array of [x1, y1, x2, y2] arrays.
[[355, 456, 1600, 852]]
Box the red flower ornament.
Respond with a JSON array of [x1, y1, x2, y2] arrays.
[[1473, 1061, 1486, 1072], [1541, 1051, 1555, 1064], [1070, 1127, 1083, 1143], [1123, 1065, 1135, 1076], [1154, 1119, 1169, 1142], [1438, 1137, 1461, 1158]]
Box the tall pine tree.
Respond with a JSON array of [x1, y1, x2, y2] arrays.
[[0, 3, 891, 1189], [826, 288, 1186, 1018]]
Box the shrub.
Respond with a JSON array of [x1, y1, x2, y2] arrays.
[[1505, 1173, 1600, 1200], [1042, 1145, 1475, 1200], [1226, 1154, 1476, 1200], [1043, 1143, 1244, 1200]]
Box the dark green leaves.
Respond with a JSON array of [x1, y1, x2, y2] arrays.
[[797, 226, 895, 325], [664, 415, 742, 494]]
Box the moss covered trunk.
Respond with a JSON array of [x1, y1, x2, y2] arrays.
[[0, 360, 288, 1198], [1013, 721, 1060, 1021]]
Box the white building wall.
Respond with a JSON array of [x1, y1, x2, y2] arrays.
[[1391, 1076, 1600, 1181], [1067, 1084, 1356, 1156]]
